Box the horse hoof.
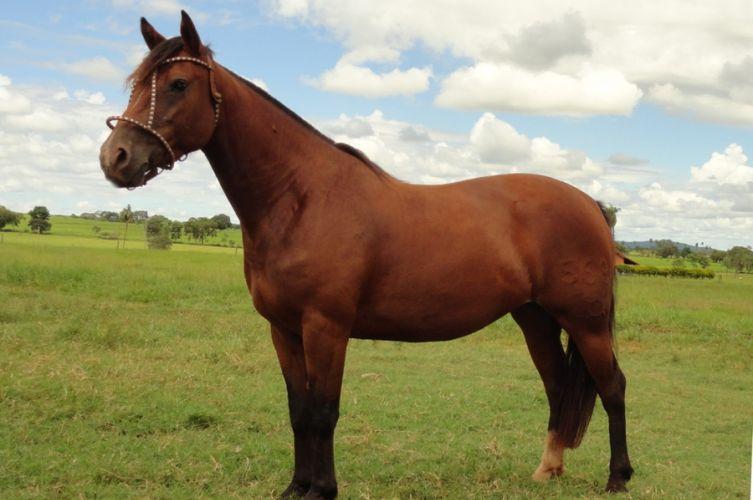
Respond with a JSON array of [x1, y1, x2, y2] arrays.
[[605, 480, 628, 493], [302, 485, 337, 500], [532, 465, 564, 482], [280, 481, 309, 498]]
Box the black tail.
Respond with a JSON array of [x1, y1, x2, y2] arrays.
[[554, 292, 616, 449], [554, 336, 597, 448]]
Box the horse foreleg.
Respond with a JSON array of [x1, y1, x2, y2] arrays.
[[272, 325, 313, 498], [511, 303, 567, 481], [300, 311, 350, 500]]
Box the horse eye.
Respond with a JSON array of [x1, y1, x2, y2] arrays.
[[170, 79, 189, 92]]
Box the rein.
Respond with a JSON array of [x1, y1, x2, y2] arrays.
[[105, 55, 222, 185]]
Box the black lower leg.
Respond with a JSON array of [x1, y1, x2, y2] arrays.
[[602, 367, 633, 492], [305, 400, 340, 499], [282, 389, 313, 498]]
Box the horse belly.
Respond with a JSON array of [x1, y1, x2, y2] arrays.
[[352, 262, 529, 342]]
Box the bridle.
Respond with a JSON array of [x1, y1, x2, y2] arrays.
[[105, 55, 223, 185]]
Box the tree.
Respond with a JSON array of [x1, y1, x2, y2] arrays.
[[211, 213, 232, 230], [723, 246, 753, 273], [146, 215, 170, 237], [655, 239, 678, 258], [687, 252, 710, 269], [120, 204, 134, 248], [0, 206, 21, 230], [600, 204, 619, 229], [679, 246, 692, 257], [145, 215, 172, 250], [28, 206, 51, 234], [170, 221, 183, 240], [183, 217, 218, 244], [97, 210, 119, 222], [709, 249, 726, 263]]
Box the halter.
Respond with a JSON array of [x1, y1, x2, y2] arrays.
[[105, 55, 223, 185]]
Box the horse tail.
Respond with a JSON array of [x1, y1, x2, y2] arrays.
[[554, 334, 598, 448], [554, 200, 618, 449]]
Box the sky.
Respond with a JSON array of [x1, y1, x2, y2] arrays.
[[1, 1, 752, 249]]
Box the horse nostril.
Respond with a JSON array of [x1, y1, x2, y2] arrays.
[[115, 147, 129, 168]]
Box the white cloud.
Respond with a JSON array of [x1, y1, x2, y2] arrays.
[[691, 144, 753, 186], [74, 90, 107, 105], [436, 63, 642, 116], [0, 75, 33, 114], [638, 182, 720, 214], [250, 78, 269, 91], [270, 1, 753, 123], [585, 180, 630, 204], [506, 12, 591, 70], [307, 61, 431, 98], [648, 83, 753, 126], [3, 108, 68, 132], [470, 112, 530, 163], [57, 57, 124, 82]]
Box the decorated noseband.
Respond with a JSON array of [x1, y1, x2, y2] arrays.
[[105, 55, 223, 181]]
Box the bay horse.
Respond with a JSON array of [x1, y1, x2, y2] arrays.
[[99, 12, 633, 498]]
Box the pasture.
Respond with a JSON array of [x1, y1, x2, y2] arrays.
[[0, 234, 751, 498]]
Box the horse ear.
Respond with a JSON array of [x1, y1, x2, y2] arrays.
[[140, 17, 165, 50], [180, 10, 202, 55]]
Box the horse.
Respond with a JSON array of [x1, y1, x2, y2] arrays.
[[99, 11, 634, 498]]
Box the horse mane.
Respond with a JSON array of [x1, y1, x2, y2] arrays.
[[223, 69, 390, 179]]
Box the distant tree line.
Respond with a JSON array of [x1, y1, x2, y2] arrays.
[[143, 213, 237, 250], [1, 204, 240, 251], [620, 237, 753, 273], [79, 210, 149, 223]]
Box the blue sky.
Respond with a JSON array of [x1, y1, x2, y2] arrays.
[[1, 1, 752, 248]]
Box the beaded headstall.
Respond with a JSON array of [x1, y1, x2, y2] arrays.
[[106, 55, 222, 185]]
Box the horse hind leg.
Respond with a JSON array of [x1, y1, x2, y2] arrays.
[[511, 303, 568, 481], [564, 321, 633, 492]]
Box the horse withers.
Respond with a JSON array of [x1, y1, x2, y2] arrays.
[[99, 11, 634, 498]]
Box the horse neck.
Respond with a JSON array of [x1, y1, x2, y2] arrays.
[[202, 65, 376, 235]]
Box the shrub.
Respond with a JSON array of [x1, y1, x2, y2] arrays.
[[147, 233, 172, 250], [616, 265, 714, 279]]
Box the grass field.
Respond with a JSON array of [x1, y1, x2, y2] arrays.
[[1, 232, 751, 498]]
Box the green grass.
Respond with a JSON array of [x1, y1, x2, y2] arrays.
[[0, 236, 751, 498]]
